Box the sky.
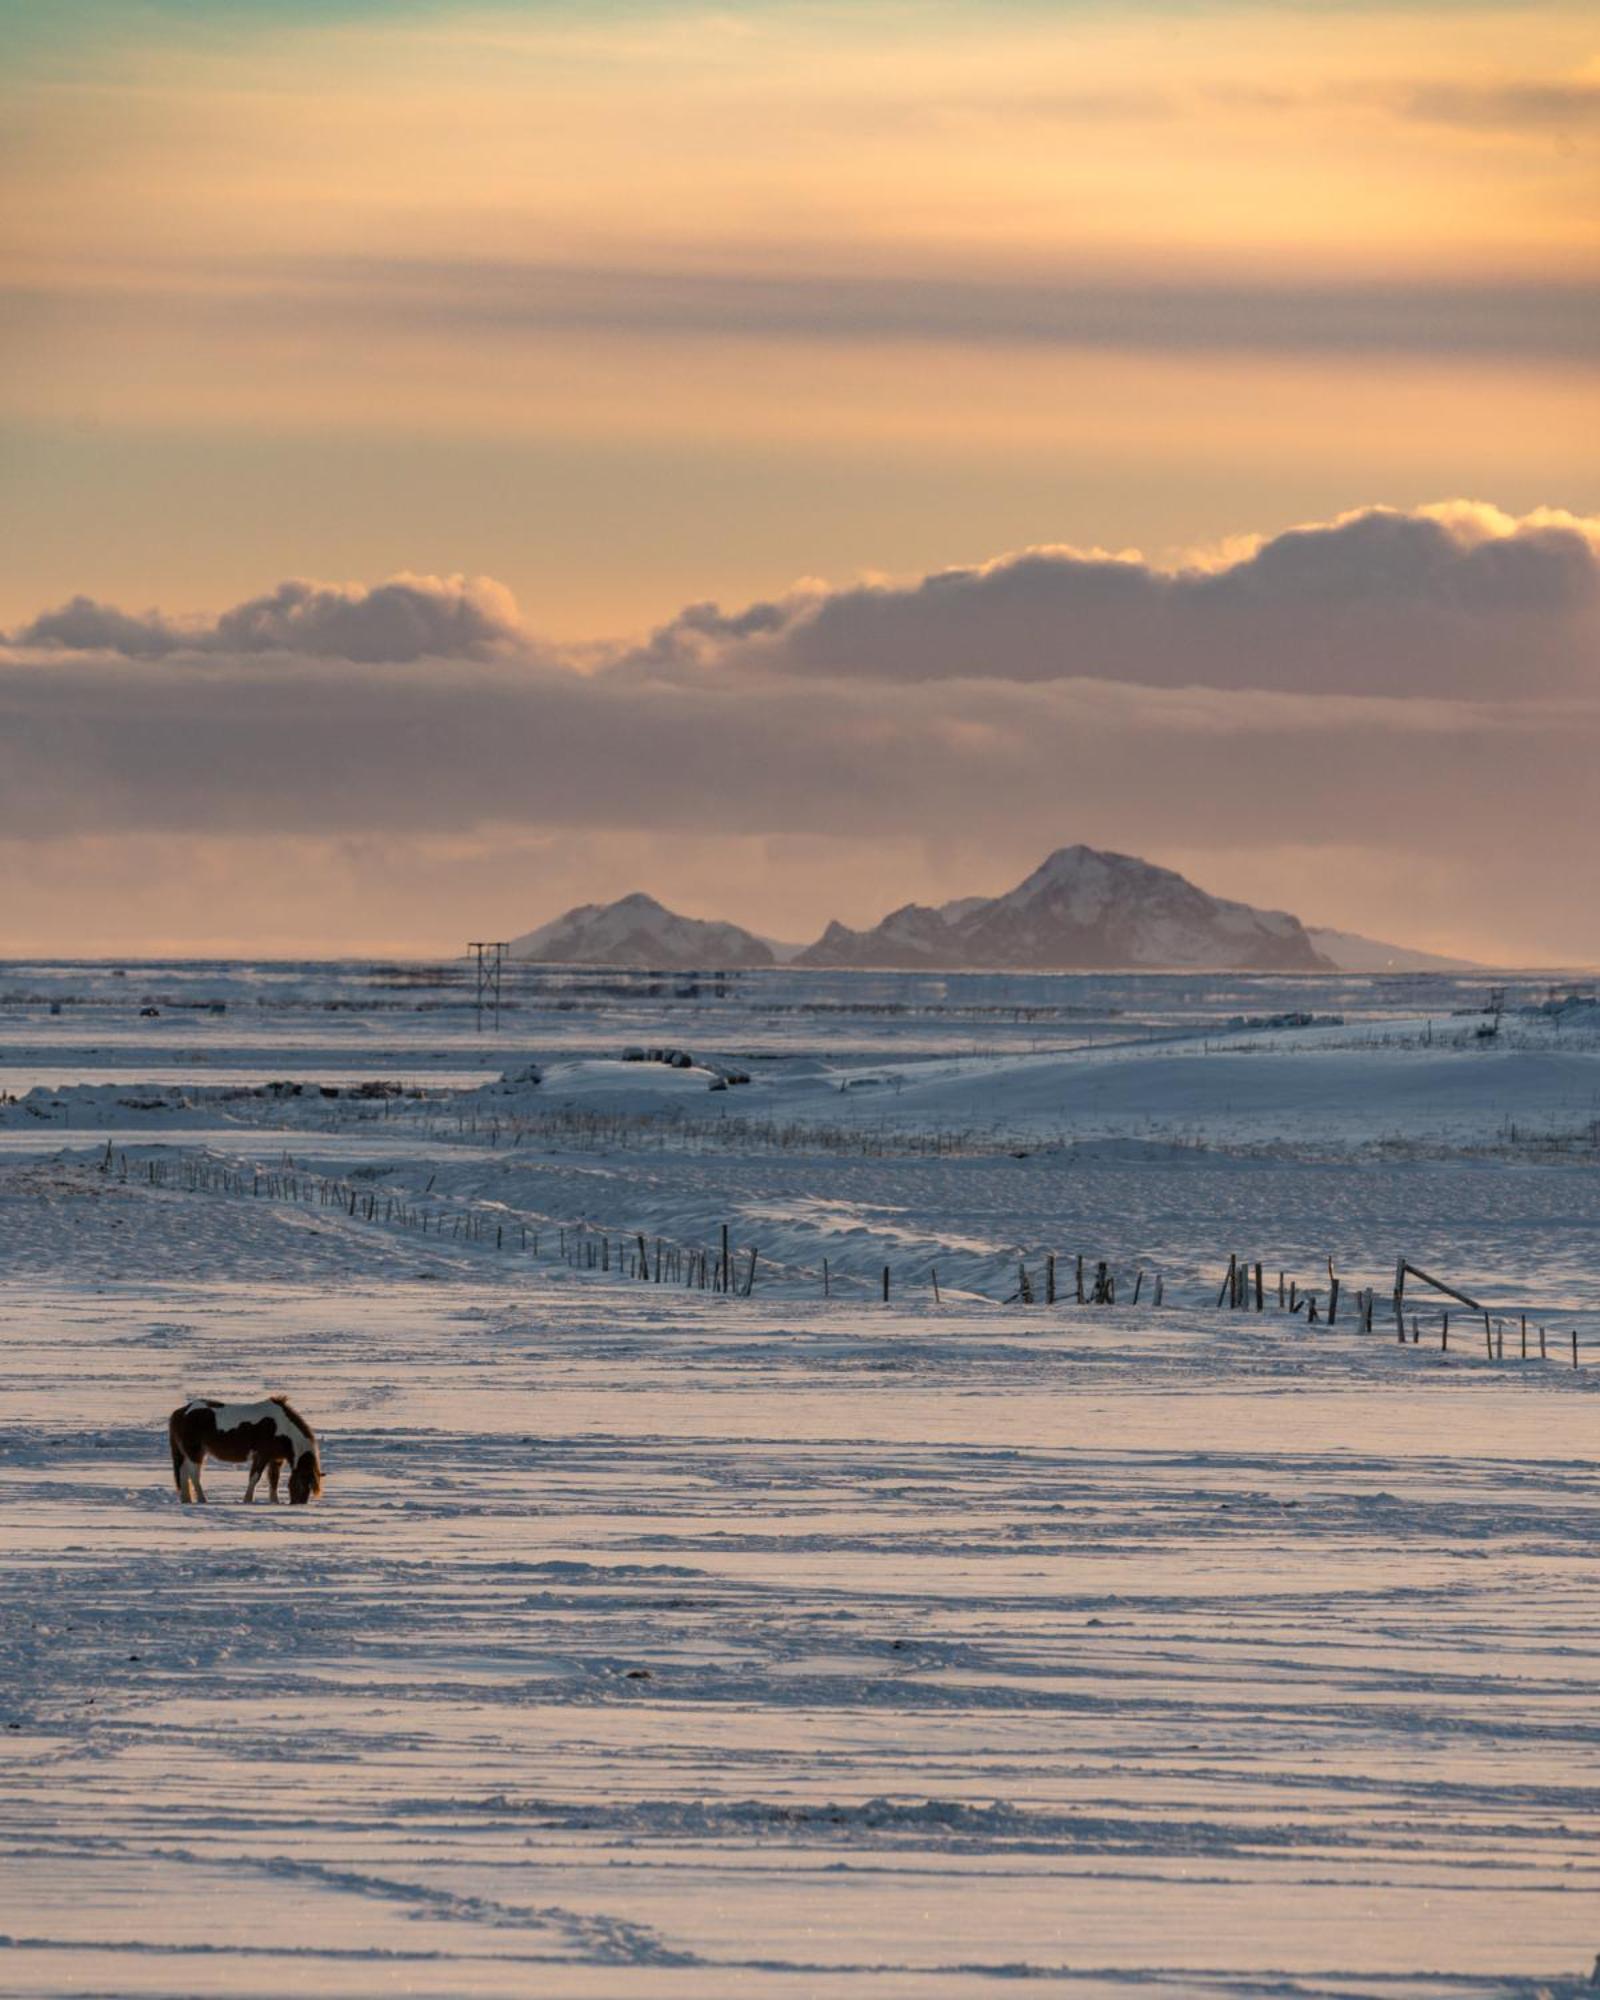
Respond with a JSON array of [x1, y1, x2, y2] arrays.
[[1, 0, 1596, 961]]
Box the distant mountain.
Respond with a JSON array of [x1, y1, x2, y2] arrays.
[[797, 846, 1331, 972], [510, 892, 775, 969], [1307, 926, 1483, 974]]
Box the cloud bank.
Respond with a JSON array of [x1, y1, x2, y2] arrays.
[[4, 502, 1597, 960], [19, 503, 1597, 694], [628, 503, 1600, 700]]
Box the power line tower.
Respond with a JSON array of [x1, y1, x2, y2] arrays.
[[467, 941, 509, 1032]]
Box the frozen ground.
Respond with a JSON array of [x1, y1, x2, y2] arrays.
[[0, 962, 1597, 1997]]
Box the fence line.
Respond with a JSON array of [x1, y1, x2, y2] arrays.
[[95, 1141, 1591, 1363]]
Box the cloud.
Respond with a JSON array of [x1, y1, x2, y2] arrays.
[[1398, 78, 1600, 136], [627, 503, 1600, 699], [12, 572, 528, 664], [13, 259, 1597, 365], [16, 596, 190, 659]]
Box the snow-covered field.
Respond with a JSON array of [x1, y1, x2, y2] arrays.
[[1, 962, 1597, 1997]]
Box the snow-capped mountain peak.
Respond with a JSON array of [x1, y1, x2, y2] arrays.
[[511, 893, 775, 969], [798, 845, 1331, 971]]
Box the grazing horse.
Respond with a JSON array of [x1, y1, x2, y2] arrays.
[[168, 1396, 323, 1504]]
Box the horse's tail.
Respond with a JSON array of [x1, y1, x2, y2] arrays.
[[168, 1409, 187, 1493]]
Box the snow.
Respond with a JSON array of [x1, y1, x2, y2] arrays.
[[1, 959, 1597, 1997]]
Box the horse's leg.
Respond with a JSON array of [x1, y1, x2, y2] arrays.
[[267, 1459, 281, 1503], [243, 1454, 264, 1503], [192, 1450, 207, 1503]]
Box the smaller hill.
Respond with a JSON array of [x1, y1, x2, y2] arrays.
[[509, 892, 775, 969], [1306, 926, 1484, 974]]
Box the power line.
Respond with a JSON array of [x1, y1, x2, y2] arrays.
[[467, 941, 509, 1032]]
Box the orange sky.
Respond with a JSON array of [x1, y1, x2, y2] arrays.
[[1, 1, 1596, 958]]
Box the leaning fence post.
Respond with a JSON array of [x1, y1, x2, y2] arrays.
[[882, 1264, 890, 1303]]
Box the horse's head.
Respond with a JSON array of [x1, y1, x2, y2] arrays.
[[288, 1447, 323, 1505], [271, 1396, 322, 1504]]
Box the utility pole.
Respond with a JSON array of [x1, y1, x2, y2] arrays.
[[467, 942, 508, 1032]]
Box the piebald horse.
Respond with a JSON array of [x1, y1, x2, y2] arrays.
[[169, 1396, 323, 1504]]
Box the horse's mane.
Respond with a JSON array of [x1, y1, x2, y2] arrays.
[[270, 1394, 317, 1443]]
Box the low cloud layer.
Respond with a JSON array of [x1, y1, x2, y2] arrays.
[[4, 502, 1597, 960]]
